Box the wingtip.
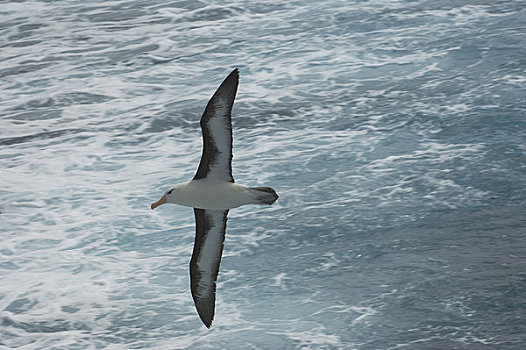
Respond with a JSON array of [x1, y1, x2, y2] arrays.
[[230, 68, 239, 80], [207, 68, 239, 104], [199, 313, 213, 328], [196, 305, 214, 328], [228, 68, 239, 81], [192, 295, 216, 328]]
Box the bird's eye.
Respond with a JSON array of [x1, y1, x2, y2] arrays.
[[167, 189, 174, 195]]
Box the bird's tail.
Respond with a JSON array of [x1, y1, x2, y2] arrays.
[[248, 187, 279, 205]]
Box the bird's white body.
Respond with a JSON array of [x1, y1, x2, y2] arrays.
[[167, 180, 258, 210]]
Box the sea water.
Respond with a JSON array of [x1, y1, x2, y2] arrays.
[[1, 0, 525, 349]]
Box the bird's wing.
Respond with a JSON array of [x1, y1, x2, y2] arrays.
[[193, 69, 238, 183], [190, 208, 229, 328]]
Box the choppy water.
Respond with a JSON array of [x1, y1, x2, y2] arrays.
[[1, 0, 526, 349]]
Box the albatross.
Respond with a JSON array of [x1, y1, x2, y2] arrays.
[[151, 69, 278, 328]]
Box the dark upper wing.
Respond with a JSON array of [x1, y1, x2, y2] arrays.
[[190, 208, 229, 328], [193, 69, 238, 183]]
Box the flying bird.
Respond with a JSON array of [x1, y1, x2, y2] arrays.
[[151, 69, 278, 328]]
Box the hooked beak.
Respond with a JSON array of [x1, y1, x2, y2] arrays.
[[151, 195, 167, 210]]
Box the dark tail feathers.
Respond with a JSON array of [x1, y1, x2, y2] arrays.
[[249, 187, 279, 205]]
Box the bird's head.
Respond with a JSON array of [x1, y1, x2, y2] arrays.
[[151, 187, 176, 210]]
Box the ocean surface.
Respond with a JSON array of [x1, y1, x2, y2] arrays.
[[1, 0, 525, 349]]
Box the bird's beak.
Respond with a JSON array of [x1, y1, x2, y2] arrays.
[[151, 195, 167, 210]]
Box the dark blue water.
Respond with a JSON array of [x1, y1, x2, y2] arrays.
[[1, 1, 525, 348]]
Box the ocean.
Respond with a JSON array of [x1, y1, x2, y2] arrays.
[[1, 0, 525, 349]]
